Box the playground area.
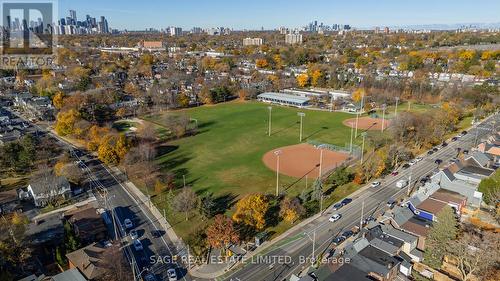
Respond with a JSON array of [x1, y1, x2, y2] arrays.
[[343, 116, 391, 131], [262, 143, 352, 179]]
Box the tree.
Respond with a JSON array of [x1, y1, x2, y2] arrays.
[[98, 135, 120, 165], [279, 197, 305, 223], [52, 91, 65, 109], [199, 192, 216, 220], [177, 92, 190, 107], [172, 186, 198, 220], [232, 194, 269, 230], [424, 206, 458, 268], [96, 244, 134, 281], [55, 109, 80, 136], [447, 230, 500, 281], [296, 74, 309, 88], [352, 88, 365, 104], [255, 58, 269, 69], [206, 214, 239, 255]]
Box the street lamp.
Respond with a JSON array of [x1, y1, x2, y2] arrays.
[[349, 122, 354, 154], [381, 103, 387, 132], [317, 145, 325, 179], [394, 97, 400, 117], [360, 132, 367, 164], [298, 112, 305, 142], [304, 230, 316, 266], [274, 150, 282, 196], [267, 106, 272, 137]]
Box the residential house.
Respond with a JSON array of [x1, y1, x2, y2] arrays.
[[18, 268, 86, 281], [0, 189, 21, 214], [66, 242, 109, 280], [27, 176, 71, 207], [64, 204, 108, 245]]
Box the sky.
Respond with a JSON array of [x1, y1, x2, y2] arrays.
[[58, 0, 500, 30]]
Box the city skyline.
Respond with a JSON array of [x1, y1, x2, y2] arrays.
[[58, 0, 500, 31]]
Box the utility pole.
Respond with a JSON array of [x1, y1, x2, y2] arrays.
[[355, 111, 360, 138], [381, 104, 387, 132], [318, 148, 324, 179], [274, 150, 282, 196], [268, 106, 272, 136], [298, 112, 305, 142], [360, 201, 365, 230], [394, 97, 400, 117], [408, 164, 413, 196], [360, 132, 367, 164], [349, 123, 354, 153]]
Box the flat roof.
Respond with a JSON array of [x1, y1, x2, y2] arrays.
[[258, 92, 310, 104], [417, 198, 447, 214]]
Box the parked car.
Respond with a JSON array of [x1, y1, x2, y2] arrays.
[[463, 149, 469, 155], [402, 163, 410, 169], [415, 156, 423, 162], [387, 199, 396, 208], [441, 142, 448, 147], [341, 230, 354, 239], [329, 214, 342, 222], [129, 230, 138, 240], [408, 159, 417, 166], [427, 150, 434, 155], [432, 147, 439, 152], [371, 181, 381, 187], [435, 159, 443, 165], [341, 198, 352, 205], [143, 273, 156, 281], [391, 171, 399, 176], [124, 218, 133, 229], [451, 136, 458, 142], [151, 230, 162, 238], [133, 239, 143, 251], [167, 268, 177, 281], [461, 130, 468, 135], [332, 203, 343, 211], [333, 236, 345, 245]]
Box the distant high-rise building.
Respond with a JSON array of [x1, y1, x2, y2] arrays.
[[384, 26, 390, 34], [279, 26, 288, 34], [191, 27, 203, 34], [285, 33, 302, 44], [243, 37, 263, 46], [99, 16, 109, 33], [166, 26, 182, 36], [69, 10, 77, 24]]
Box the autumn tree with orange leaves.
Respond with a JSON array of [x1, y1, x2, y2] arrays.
[[232, 194, 269, 230], [206, 214, 239, 255]]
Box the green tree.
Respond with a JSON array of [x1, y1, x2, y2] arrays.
[[424, 206, 458, 268]]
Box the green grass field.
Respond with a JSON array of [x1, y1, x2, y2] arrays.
[[144, 101, 356, 197], [141, 101, 364, 238]]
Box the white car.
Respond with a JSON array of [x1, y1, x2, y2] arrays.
[[167, 268, 177, 281], [133, 239, 143, 251], [129, 230, 138, 240], [408, 159, 417, 166], [370, 181, 381, 187], [124, 218, 133, 229], [329, 214, 342, 222], [415, 156, 423, 162]]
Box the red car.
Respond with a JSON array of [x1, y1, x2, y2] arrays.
[[391, 171, 399, 176]]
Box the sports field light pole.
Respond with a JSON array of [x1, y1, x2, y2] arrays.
[[317, 146, 324, 179], [394, 97, 400, 117], [267, 106, 272, 136], [274, 150, 282, 196], [360, 132, 367, 164], [381, 104, 387, 132], [349, 122, 354, 154], [298, 112, 306, 142]]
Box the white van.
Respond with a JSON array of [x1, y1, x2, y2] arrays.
[[396, 179, 408, 188]]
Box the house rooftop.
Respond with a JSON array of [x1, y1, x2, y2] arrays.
[[417, 198, 447, 215], [430, 189, 466, 205], [401, 216, 432, 237], [65, 242, 109, 280], [51, 269, 87, 281]]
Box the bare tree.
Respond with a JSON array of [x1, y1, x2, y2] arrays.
[[96, 245, 134, 281], [172, 186, 198, 220], [31, 164, 68, 207], [448, 230, 500, 281]]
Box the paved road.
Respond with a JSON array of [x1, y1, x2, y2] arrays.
[[224, 113, 499, 281], [5, 107, 192, 281]]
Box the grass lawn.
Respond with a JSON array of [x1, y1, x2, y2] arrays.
[[144, 101, 356, 197], [141, 101, 359, 238]]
